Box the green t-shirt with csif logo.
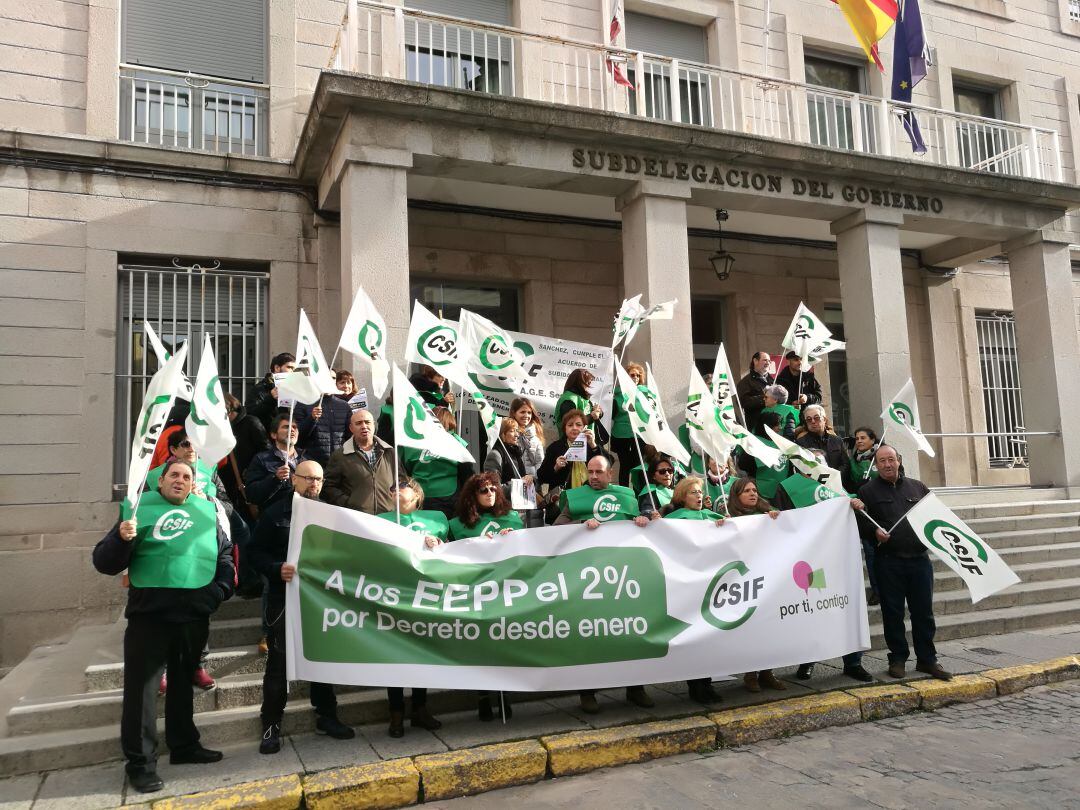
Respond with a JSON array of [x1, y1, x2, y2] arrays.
[[126, 491, 219, 589], [666, 507, 725, 521], [401, 436, 468, 498], [377, 510, 449, 542], [561, 484, 639, 523], [448, 510, 524, 540]]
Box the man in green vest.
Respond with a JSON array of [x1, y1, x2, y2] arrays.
[[93, 459, 235, 794], [553, 455, 657, 713]]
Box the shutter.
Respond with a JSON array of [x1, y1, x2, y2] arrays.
[[626, 12, 706, 63], [406, 0, 512, 27], [122, 0, 267, 84]]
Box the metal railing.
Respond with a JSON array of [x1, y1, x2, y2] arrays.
[[922, 431, 1062, 471], [118, 66, 270, 157], [329, 0, 1064, 182]]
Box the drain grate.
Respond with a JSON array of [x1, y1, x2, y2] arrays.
[[968, 647, 1003, 655]]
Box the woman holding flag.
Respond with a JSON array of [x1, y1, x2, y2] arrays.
[[610, 362, 648, 486], [376, 478, 448, 547], [400, 407, 474, 519]]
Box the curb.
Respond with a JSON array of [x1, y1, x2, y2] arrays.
[[117, 654, 1079, 809]]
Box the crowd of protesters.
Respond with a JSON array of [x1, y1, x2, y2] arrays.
[[94, 348, 951, 793]]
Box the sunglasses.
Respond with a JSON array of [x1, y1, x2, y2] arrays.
[[656, 468, 674, 475], [477, 486, 498, 494], [177, 440, 193, 448]]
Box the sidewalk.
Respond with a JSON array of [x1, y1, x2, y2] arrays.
[[2, 624, 1078, 809]]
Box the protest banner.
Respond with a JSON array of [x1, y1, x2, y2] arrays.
[[286, 497, 869, 690]]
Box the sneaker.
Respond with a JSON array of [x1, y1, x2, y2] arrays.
[[843, 665, 874, 683], [743, 672, 761, 693], [170, 745, 223, 765], [579, 691, 601, 714], [315, 716, 355, 740], [259, 723, 281, 755], [410, 706, 442, 731], [916, 661, 953, 681], [128, 770, 164, 794], [192, 668, 215, 690], [795, 663, 814, 680], [887, 662, 906, 679], [388, 711, 405, 739], [759, 670, 788, 691], [257, 636, 269, 655], [158, 675, 167, 696], [626, 686, 654, 708]]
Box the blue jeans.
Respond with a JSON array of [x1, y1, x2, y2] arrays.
[[874, 554, 937, 665]]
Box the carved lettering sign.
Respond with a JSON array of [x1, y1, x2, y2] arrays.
[[570, 148, 945, 214]]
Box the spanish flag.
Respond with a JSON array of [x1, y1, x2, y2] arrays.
[[831, 0, 899, 72]]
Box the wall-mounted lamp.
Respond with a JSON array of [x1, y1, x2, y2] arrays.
[[708, 209, 735, 281]]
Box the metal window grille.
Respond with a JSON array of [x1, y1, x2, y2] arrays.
[[1071, 0, 1080, 22], [404, 16, 515, 95], [114, 262, 269, 489], [975, 311, 1028, 468]]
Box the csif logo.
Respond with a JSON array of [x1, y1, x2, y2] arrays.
[[701, 561, 764, 630], [357, 321, 383, 359], [923, 519, 987, 575], [417, 325, 457, 366], [479, 335, 514, 371], [478, 520, 501, 536], [813, 485, 835, 502], [793, 314, 815, 340], [153, 508, 195, 541], [888, 401, 916, 428], [592, 493, 621, 522]]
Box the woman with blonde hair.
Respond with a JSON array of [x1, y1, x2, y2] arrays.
[[611, 362, 648, 487]]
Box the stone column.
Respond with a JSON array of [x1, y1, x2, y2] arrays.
[[924, 272, 975, 486], [1002, 231, 1080, 494], [830, 209, 919, 477], [616, 181, 694, 415], [339, 160, 412, 406]]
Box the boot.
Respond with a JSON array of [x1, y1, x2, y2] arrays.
[[688, 679, 722, 704], [477, 694, 494, 722], [626, 685, 654, 708], [743, 672, 761, 693], [410, 705, 442, 731], [579, 690, 601, 714], [759, 670, 787, 691], [388, 711, 405, 738]]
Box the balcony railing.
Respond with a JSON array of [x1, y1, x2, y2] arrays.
[[329, 0, 1063, 183], [118, 66, 270, 157]]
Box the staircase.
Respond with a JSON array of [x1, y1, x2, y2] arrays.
[[1, 493, 1078, 778]]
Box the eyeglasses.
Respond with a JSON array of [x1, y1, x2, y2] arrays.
[[656, 468, 674, 475], [177, 440, 192, 448], [295, 474, 323, 483], [806, 415, 825, 422], [477, 486, 498, 494]]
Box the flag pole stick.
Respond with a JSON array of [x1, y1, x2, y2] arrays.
[[864, 427, 889, 480], [856, 508, 886, 533], [394, 444, 401, 525], [632, 435, 658, 515], [318, 347, 343, 411]]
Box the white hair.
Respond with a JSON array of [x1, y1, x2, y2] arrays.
[[803, 404, 826, 420]]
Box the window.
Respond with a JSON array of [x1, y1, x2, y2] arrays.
[[952, 82, 1021, 174], [410, 280, 519, 330], [119, 0, 269, 154], [114, 261, 269, 489], [691, 298, 726, 377], [975, 312, 1028, 468], [1070, 0, 1080, 21], [822, 305, 849, 438], [626, 13, 711, 126], [404, 20, 514, 94], [804, 54, 877, 153]]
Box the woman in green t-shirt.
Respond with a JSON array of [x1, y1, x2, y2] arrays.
[[611, 362, 648, 486], [375, 478, 445, 738], [662, 476, 725, 704], [637, 457, 676, 514], [761, 384, 800, 440], [554, 368, 609, 446], [448, 472, 522, 723], [399, 407, 474, 519]]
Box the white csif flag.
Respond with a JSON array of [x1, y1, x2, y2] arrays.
[[881, 378, 936, 457], [614, 362, 690, 465], [404, 301, 470, 389], [124, 341, 190, 515], [782, 302, 845, 365], [143, 320, 192, 399], [620, 298, 677, 350], [392, 366, 474, 463], [459, 308, 528, 383], [901, 493, 1020, 603], [685, 365, 737, 463], [710, 343, 738, 412], [185, 335, 236, 465], [611, 295, 644, 348], [468, 387, 501, 451], [339, 286, 390, 397], [282, 309, 338, 405], [764, 425, 846, 497]]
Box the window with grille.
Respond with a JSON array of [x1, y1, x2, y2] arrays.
[[1070, 0, 1080, 22], [114, 262, 269, 489], [403, 0, 515, 95], [975, 311, 1028, 468]]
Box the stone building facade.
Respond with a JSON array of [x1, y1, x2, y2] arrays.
[[1, 0, 1079, 667]]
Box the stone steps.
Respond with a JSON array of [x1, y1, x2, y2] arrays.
[[949, 498, 1080, 521], [965, 512, 1080, 533]]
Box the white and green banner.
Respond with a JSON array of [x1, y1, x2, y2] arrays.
[[339, 286, 390, 397], [901, 493, 1020, 603], [285, 497, 869, 689]]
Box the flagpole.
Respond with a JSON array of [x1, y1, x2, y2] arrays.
[[632, 437, 658, 515], [856, 508, 887, 533], [864, 427, 889, 480], [317, 348, 342, 411], [394, 445, 401, 524], [285, 399, 297, 466]]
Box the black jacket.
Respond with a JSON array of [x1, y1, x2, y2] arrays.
[[295, 396, 352, 467], [537, 438, 607, 490], [249, 496, 294, 599], [244, 446, 309, 509], [247, 373, 283, 431], [857, 474, 931, 557], [92, 518, 234, 622], [231, 404, 271, 472], [775, 366, 822, 407], [410, 373, 453, 407], [736, 371, 772, 432], [796, 430, 850, 479]]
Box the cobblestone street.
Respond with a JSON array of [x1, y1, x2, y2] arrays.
[[433, 681, 1080, 809]]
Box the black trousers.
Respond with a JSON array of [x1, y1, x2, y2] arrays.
[[610, 437, 638, 488], [121, 615, 209, 775], [387, 687, 428, 712], [261, 591, 337, 727], [874, 554, 937, 665]]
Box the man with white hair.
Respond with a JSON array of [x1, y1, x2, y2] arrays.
[[797, 404, 850, 473]]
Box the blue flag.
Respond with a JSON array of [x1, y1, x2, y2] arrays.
[[891, 0, 931, 154]]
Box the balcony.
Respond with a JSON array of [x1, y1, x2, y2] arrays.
[[329, 0, 1063, 183], [118, 66, 270, 157]]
